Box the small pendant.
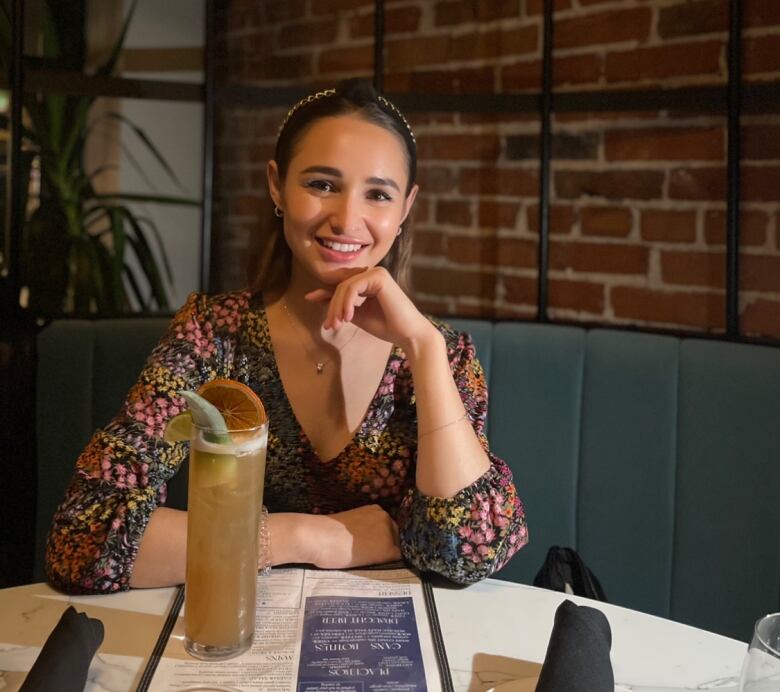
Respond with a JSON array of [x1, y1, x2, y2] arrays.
[[316, 362, 324, 374]]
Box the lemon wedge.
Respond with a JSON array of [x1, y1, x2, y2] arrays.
[[163, 412, 193, 443]]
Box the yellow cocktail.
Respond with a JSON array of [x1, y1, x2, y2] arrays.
[[184, 422, 267, 659], [171, 379, 268, 661]]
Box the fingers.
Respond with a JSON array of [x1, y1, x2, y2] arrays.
[[304, 288, 334, 303], [319, 266, 368, 285], [324, 269, 375, 330]]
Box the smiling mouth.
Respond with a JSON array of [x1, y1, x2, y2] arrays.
[[316, 237, 366, 253]]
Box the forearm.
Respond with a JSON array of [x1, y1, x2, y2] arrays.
[[268, 507, 401, 570], [129, 507, 188, 588], [130, 510, 318, 588], [267, 512, 321, 566], [405, 330, 491, 498]]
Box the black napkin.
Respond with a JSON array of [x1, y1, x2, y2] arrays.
[[535, 599, 614, 692], [20, 605, 104, 692]]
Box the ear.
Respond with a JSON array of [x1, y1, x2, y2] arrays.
[[267, 160, 283, 208], [400, 183, 419, 225]]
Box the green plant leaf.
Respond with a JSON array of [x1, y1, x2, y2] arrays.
[[3, 0, 196, 317], [109, 207, 126, 297], [96, 0, 139, 76], [125, 226, 169, 310], [83, 115, 159, 190], [101, 111, 186, 190], [61, 96, 94, 169], [123, 262, 148, 310], [88, 233, 121, 313], [93, 192, 199, 206], [131, 214, 174, 285]]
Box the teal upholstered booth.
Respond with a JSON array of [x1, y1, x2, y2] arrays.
[[35, 317, 780, 642]]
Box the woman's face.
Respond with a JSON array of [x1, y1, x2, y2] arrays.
[[268, 114, 418, 286]]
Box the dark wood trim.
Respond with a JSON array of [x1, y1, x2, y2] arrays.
[[200, 2, 215, 292], [2, 68, 778, 115], [726, 0, 742, 337], [122, 46, 203, 73], [0, 69, 203, 101], [537, 0, 553, 322]]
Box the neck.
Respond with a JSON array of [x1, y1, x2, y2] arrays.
[[273, 266, 355, 344]]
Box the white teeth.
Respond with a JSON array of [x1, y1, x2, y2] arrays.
[[321, 239, 362, 253]]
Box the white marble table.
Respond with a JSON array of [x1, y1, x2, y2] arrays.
[[0, 578, 747, 691], [434, 579, 747, 691]]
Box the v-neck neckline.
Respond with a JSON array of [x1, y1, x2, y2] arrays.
[[256, 297, 400, 463]]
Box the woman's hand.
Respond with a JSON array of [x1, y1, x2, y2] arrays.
[[306, 504, 401, 570], [305, 266, 437, 352]]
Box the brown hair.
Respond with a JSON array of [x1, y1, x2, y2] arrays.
[[248, 78, 417, 295]]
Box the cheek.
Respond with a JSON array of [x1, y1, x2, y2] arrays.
[[285, 191, 325, 227], [367, 207, 403, 239]]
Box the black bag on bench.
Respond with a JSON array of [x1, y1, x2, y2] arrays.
[[533, 546, 607, 602]]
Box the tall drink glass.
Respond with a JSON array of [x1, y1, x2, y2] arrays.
[[184, 421, 268, 660]]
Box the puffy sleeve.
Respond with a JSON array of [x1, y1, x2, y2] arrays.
[[397, 328, 529, 584], [45, 292, 247, 593]]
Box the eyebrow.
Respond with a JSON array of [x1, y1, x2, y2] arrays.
[[300, 166, 400, 193]]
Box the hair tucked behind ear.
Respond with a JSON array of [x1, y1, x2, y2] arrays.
[[247, 78, 417, 297]]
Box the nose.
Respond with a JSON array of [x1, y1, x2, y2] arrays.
[[329, 192, 363, 235]]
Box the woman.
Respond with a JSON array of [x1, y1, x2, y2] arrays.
[[45, 79, 528, 593]]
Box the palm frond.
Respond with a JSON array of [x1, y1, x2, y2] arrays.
[[96, 0, 140, 76], [124, 211, 174, 285], [126, 231, 169, 310], [101, 111, 186, 190], [123, 261, 148, 310]]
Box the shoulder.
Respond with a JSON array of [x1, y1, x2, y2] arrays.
[[167, 290, 255, 339], [182, 290, 253, 314]]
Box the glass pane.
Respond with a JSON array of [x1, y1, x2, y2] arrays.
[[118, 0, 205, 85]]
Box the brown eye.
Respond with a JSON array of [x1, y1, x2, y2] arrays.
[[305, 179, 336, 193], [368, 189, 392, 202]]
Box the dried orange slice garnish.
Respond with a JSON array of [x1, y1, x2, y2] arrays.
[[197, 378, 266, 431]]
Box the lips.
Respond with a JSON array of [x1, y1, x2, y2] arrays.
[[315, 236, 368, 262]]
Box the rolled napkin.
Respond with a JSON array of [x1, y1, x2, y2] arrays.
[[535, 599, 614, 692], [20, 605, 104, 692]]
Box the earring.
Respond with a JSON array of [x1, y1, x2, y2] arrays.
[[274, 206, 284, 218], [396, 227, 403, 236]]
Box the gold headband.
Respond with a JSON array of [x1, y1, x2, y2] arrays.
[[377, 94, 416, 146], [277, 88, 416, 147]]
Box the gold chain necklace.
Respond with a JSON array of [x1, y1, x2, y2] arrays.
[[281, 302, 361, 374]]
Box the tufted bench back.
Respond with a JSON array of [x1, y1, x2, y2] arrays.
[[36, 317, 780, 641]]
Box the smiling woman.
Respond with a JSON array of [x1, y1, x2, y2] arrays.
[[267, 113, 416, 284], [44, 79, 529, 595]]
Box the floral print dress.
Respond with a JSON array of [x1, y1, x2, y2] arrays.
[[45, 291, 528, 593]]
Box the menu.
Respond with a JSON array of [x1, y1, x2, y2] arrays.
[[138, 566, 452, 692]]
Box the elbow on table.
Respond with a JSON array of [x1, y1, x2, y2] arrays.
[[44, 533, 132, 595]]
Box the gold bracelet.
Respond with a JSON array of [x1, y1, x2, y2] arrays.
[[419, 411, 469, 439], [258, 505, 271, 576]]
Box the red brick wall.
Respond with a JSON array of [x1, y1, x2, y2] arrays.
[[213, 0, 780, 339]]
